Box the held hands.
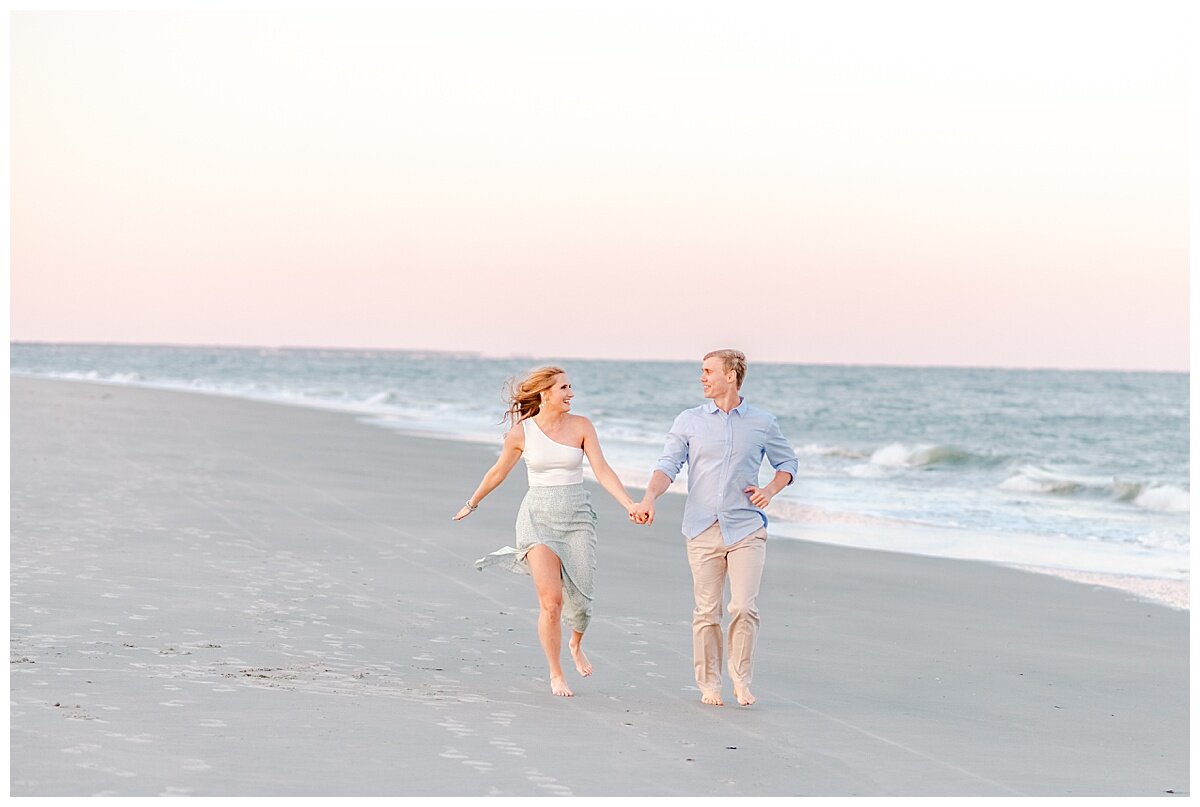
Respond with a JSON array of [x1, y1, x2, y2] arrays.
[[744, 485, 773, 508], [458, 499, 654, 523], [628, 499, 654, 526], [460, 488, 769, 522]]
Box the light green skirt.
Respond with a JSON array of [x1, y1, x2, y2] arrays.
[[475, 483, 597, 633]]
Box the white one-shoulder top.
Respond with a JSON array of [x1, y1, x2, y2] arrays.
[[522, 417, 584, 486]]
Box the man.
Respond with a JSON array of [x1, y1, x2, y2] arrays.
[[632, 349, 798, 707]]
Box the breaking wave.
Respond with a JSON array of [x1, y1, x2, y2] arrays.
[[868, 442, 982, 468], [999, 466, 1189, 513]]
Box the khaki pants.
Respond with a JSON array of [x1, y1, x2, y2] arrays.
[[685, 522, 767, 694]]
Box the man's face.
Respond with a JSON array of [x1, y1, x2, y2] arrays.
[[700, 357, 736, 399]]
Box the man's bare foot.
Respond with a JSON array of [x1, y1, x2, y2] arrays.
[[568, 638, 593, 677], [734, 685, 756, 706], [550, 675, 574, 697], [700, 690, 724, 706]]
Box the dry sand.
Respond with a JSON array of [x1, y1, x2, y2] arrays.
[[9, 377, 1189, 796]]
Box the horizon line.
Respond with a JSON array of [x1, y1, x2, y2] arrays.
[[8, 339, 1190, 375]]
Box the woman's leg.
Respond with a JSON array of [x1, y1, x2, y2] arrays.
[[568, 629, 592, 677], [526, 544, 572, 696]]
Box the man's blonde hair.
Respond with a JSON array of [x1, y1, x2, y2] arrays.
[[704, 349, 747, 388]]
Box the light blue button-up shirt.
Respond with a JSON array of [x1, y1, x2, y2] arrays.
[[654, 398, 799, 545]]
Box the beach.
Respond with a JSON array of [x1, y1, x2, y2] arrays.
[[9, 376, 1190, 796]]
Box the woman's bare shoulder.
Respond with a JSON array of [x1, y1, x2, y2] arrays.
[[568, 414, 597, 435], [504, 421, 526, 448]]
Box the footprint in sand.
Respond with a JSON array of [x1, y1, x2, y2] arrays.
[[488, 738, 526, 757], [437, 718, 474, 737], [77, 761, 136, 778], [525, 769, 573, 796], [488, 711, 515, 728], [61, 743, 102, 755]]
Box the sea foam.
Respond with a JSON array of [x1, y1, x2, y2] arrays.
[[1134, 485, 1190, 513], [869, 442, 976, 468], [999, 466, 1190, 512]]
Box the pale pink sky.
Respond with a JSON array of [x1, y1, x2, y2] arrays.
[[10, 3, 1190, 370]]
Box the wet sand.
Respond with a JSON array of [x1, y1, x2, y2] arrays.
[[9, 377, 1190, 796]]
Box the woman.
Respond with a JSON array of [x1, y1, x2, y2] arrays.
[[452, 366, 641, 697]]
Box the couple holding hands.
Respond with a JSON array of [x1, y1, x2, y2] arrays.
[[453, 349, 798, 706]]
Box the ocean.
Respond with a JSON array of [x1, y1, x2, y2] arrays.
[[11, 342, 1190, 607]]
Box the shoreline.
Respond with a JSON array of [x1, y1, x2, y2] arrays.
[[12, 371, 1189, 611], [9, 375, 1192, 796]]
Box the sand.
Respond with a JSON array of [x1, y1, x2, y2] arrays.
[[8, 377, 1190, 796]]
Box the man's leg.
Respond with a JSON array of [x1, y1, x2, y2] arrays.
[[685, 522, 728, 705], [726, 527, 767, 705]]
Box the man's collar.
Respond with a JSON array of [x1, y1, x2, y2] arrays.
[[706, 396, 745, 414]]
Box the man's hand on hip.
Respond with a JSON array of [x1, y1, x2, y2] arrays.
[[744, 485, 773, 508]]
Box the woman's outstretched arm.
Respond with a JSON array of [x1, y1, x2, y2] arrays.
[[452, 424, 525, 520]]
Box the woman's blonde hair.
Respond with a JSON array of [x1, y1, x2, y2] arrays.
[[502, 365, 567, 426]]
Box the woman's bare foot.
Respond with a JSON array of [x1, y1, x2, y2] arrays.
[[568, 635, 593, 677], [700, 690, 724, 706], [550, 675, 574, 697], [734, 685, 756, 706]]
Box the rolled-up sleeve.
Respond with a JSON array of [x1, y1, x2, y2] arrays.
[[653, 412, 690, 482], [765, 415, 798, 485]]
